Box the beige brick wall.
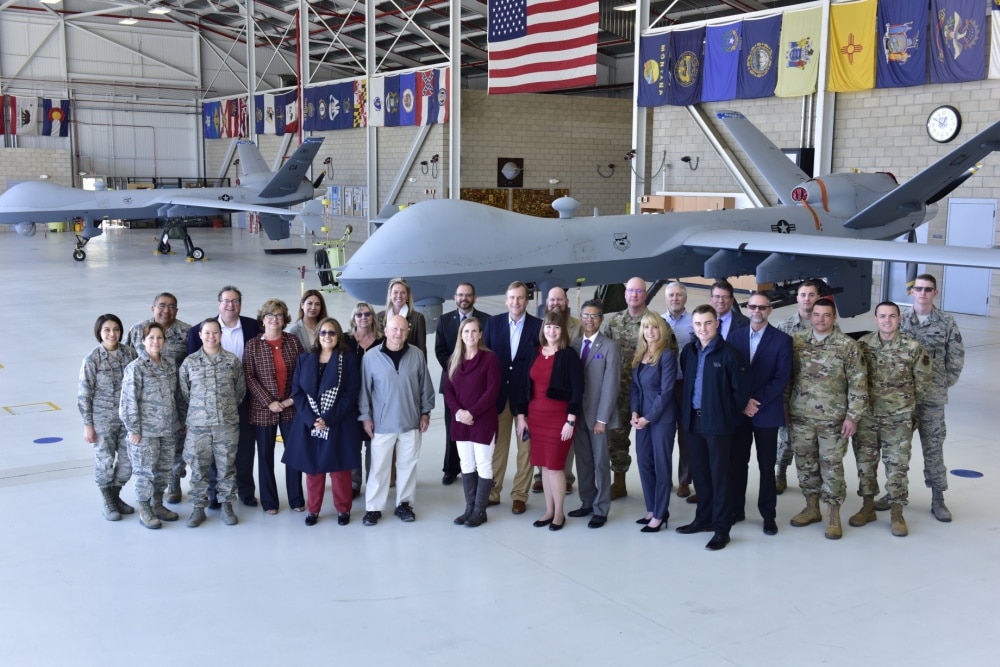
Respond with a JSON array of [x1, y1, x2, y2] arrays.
[[0, 147, 75, 231]]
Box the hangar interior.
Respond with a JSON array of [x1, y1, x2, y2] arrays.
[[2, 2, 1000, 663]]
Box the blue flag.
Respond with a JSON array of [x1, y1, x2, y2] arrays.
[[703, 21, 741, 102], [876, 0, 928, 88], [668, 27, 704, 106], [930, 0, 986, 83], [384, 75, 400, 127], [399, 72, 417, 126], [637, 33, 671, 107], [42, 98, 70, 137], [253, 94, 265, 135], [329, 82, 354, 130], [738, 14, 780, 99], [202, 101, 222, 139]]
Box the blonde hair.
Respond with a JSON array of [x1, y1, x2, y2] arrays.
[[348, 301, 382, 337], [448, 317, 489, 379], [385, 277, 414, 316], [634, 311, 671, 366]]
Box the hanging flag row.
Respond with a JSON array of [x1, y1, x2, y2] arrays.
[[367, 67, 450, 127], [1, 97, 70, 136], [638, 0, 995, 107], [202, 96, 249, 139]]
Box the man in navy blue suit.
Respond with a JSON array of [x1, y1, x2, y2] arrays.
[[483, 281, 542, 514], [187, 286, 261, 508], [434, 282, 490, 485], [727, 292, 792, 536]]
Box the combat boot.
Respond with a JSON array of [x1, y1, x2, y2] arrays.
[[465, 476, 494, 528], [111, 486, 134, 514], [890, 504, 908, 537], [186, 506, 206, 528], [138, 501, 161, 529], [166, 474, 182, 504], [221, 502, 239, 526], [775, 465, 787, 495], [151, 492, 179, 521], [455, 472, 478, 525], [824, 504, 842, 540], [790, 494, 822, 527], [100, 486, 122, 521], [610, 472, 627, 500], [931, 489, 952, 522], [848, 494, 877, 527], [873, 494, 891, 511]]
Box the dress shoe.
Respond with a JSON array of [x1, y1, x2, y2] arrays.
[[241, 497, 258, 507], [636, 517, 652, 525], [533, 517, 553, 528], [676, 484, 691, 498], [487, 499, 500, 507], [686, 493, 699, 505], [565, 483, 573, 495], [705, 534, 730, 551], [763, 519, 778, 535], [532, 480, 544, 493], [352, 488, 361, 499], [640, 523, 662, 533], [305, 513, 319, 526], [511, 500, 527, 514], [548, 520, 564, 531], [567, 506, 593, 518], [731, 512, 746, 524], [338, 513, 351, 526], [676, 522, 712, 534], [588, 515, 607, 528], [442, 474, 456, 485]]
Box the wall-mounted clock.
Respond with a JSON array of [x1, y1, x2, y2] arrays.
[[926, 105, 961, 143]]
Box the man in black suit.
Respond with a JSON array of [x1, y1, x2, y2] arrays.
[[187, 285, 261, 508], [727, 292, 792, 536], [483, 281, 542, 514], [711, 279, 749, 340], [434, 282, 490, 485]]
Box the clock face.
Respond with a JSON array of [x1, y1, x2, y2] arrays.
[[927, 105, 961, 143]]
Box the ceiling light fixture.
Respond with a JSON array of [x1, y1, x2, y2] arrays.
[[40, 0, 62, 5], [119, 16, 139, 25], [149, 7, 172, 15], [613, 4, 637, 11]]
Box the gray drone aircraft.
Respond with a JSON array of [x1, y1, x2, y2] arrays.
[[0, 137, 325, 261], [338, 111, 1000, 318]]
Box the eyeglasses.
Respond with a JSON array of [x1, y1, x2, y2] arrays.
[[220, 299, 240, 305], [155, 304, 178, 310], [263, 313, 284, 321], [355, 312, 372, 318], [711, 294, 733, 301], [318, 331, 338, 337], [455, 293, 474, 299], [911, 286, 935, 293], [746, 304, 771, 311], [580, 313, 602, 320]]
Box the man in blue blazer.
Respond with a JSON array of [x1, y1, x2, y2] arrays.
[[727, 292, 792, 536], [434, 282, 490, 485], [483, 281, 542, 514], [187, 286, 261, 508]]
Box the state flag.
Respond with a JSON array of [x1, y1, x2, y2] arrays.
[[876, 0, 929, 88], [384, 75, 400, 127], [354, 79, 367, 128], [42, 98, 70, 137], [10, 96, 39, 135], [436, 67, 450, 123], [775, 7, 821, 97], [253, 94, 266, 135], [930, 0, 987, 84], [637, 32, 670, 107], [263, 94, 277, 135], [827, 0, 876, 92], [738, 14, 780, 99], [281, 90, 299, 135], [399, 72, 417, 126], [990, 0, 1000, 79], [331, 82, 355, 130], [702, 21, 741, 103], [668, 27, 704, 106], [369, 76, 386, 127], [417, 69, 438, 125], [202, 101, 222, 139]]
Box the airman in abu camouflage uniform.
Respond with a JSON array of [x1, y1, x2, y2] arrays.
[[124, 292, 191, 504], [178, 319, 246, 527], [849, 302, 932, 537], [786, 299, 867, 539], [602, 277, 677, 499], [78, 314, 138, 521], [120, 322, 186, 529], [884, 274, 965, 522]]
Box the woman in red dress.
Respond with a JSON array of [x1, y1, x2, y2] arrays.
[[516, 311, 584, 530]]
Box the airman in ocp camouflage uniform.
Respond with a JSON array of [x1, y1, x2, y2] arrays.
[[786, 299, 867, 539], [891, 274, 965, 522], [849, 302, 932, 537], [120, 322, 186, 529], [78, 314, 138, 521], [124, 292, 192, 504], [178, 319, 246, 527]]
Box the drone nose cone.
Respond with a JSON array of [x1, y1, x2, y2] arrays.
[[14, 222, 37, 237]]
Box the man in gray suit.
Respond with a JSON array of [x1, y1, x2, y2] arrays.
[[567, 299, 622, 528]]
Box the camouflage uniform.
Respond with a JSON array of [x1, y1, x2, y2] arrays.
[[119, 353, 184, 502], [125, 317, 191, 479], [78, 344, 138, 488], [899, 307, 965, 492], [178, 348, 246, 507], [602, 309, 677, 473], [854, 333, 932, 505], [787, 329, 867, 505], [774, 313, 810, 468]]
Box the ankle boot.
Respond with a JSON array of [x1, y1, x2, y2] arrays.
[[848, 494, 877, 527], [824, 503, 842, 540], [465, 476, 493, 527], [931, 489, 952, 522], [221, 502, 239, 526], [890, 503, 908, 536], [187, 506, 206, 528], [151, 492, 179, 521], [775, 465, 787, 495], [100, 486, 122, 521], [111, 486, 134, 514], [610, 472, 627, 500], [790, 494, 822, 527], [166, 474, 182, 504], [138, 500, 161, 529], [455, 472, 478, 525]]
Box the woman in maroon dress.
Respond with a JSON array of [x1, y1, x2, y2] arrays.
[[516, 311, 584, 530]]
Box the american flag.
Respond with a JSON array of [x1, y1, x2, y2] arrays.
[[488, 0, 599, 94]]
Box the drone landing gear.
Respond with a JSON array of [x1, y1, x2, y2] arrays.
[[156, 221, 205, 261], [73, 234, 89, 261]]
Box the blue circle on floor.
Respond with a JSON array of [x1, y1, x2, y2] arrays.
[[950, 469, 983, 478], [34, 437, 64, 444]]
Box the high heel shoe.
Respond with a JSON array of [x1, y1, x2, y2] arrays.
[[549, 520, 564, 531], [533, 518, 553, 528], [636, 517, 652, 525], [640, 522, 662, 533]]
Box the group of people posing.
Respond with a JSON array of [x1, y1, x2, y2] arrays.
[[77, 272, 963, 549]]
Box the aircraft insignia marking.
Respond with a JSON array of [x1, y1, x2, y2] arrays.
[[771, 220, 796, 234], [613, 233, 630, 251]]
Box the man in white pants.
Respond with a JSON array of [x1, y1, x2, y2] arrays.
[[360, 315, 435, 525]]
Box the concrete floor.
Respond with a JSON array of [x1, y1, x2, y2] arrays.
[[1, 227, 998, 666]]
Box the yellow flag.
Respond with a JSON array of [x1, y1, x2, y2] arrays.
[[776, 6, 823, 97], [827, 0, 877, 92]]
